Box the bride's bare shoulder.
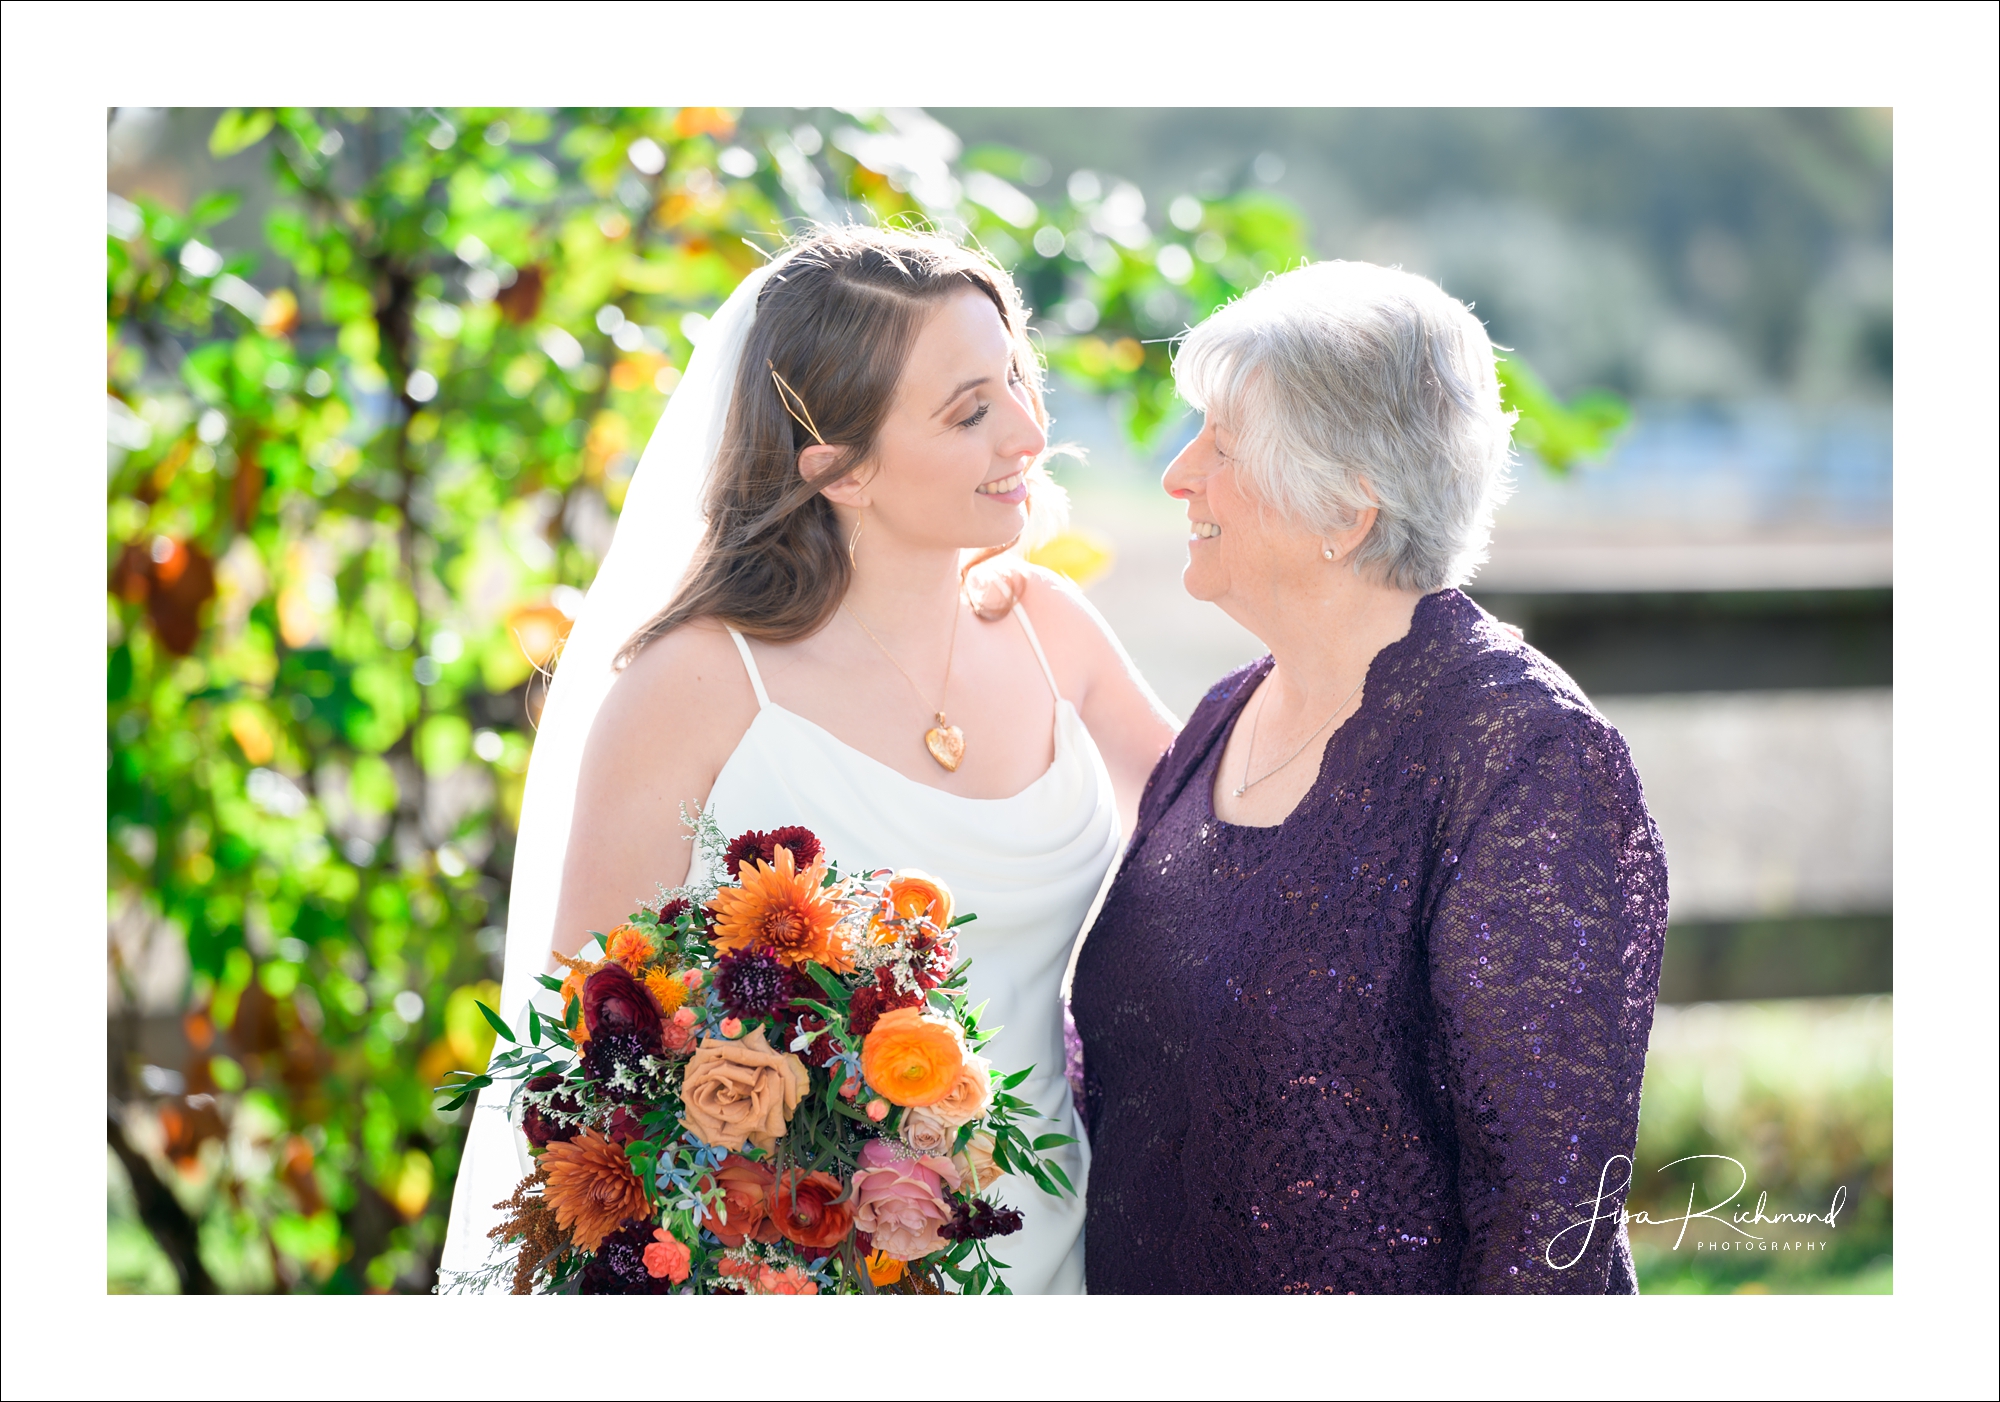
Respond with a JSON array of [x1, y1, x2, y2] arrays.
[[1008, 563, 1126, 671], [585, 617, 759, 764]]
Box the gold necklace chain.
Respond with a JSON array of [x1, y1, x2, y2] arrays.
[[842, 596, 967, 771], [1234, 672, 1366, 798]]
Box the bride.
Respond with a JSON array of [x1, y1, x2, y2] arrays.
[[439, 225, 1176, 1292]]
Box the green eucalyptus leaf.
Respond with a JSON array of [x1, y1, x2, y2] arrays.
[[476, 1000, 517, 1042]]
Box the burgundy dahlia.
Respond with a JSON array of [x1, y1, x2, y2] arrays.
[[846, 967, 922, 1038], [724, 825, 824, 877], [656, 897, 691, 928]]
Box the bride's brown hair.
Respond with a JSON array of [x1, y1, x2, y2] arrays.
[[616, 225, 1046, 666]]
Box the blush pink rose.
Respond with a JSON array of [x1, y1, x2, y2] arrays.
[[849, 1138, 964, 1261]]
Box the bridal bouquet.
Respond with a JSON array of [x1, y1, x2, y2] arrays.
[[439, 814, 1074, 1295]]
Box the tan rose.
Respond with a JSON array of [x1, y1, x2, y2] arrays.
[[959, 1132, 1004, 1192], [923, 1050, 993, 1128], [899, 1105, 958, 1156], [680, 1026, 810, 1153]]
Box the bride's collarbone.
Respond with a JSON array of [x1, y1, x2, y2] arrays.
[[751, 630, 1058, 795]]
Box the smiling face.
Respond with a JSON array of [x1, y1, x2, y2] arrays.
[[824, 288, 1047, 553], [1162, 416, 1329, 619]]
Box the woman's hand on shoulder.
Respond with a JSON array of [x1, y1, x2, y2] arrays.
[[981, 560, 1179, 833], [555, 620, 759, 958]]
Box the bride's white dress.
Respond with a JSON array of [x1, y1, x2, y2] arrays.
[[708, 616, 1115, 1292]]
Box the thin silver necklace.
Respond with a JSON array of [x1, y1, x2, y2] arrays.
[[1234, 673, 1367, 798]]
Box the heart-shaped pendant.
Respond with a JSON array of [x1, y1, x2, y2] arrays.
[[924, 720, 965, 772]]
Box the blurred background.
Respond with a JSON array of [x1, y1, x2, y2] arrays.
[[106, 106, 1890, 1294]]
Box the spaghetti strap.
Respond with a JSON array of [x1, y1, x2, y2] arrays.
[[1012, 606, 1062, 703], [726, 627, 770, 710]]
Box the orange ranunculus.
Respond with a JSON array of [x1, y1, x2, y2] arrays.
[[555, 954, 603, 1044], [603, 923, 654, 974], [869, 870, 953, 943], [865, 1249, 906, 1287], [698, 1156, 781, 1248], [859, 1006, 966, 1108], [539, 1130, 649, 1253], [768, 1169, 856, 1252], [706, 846, 852, 972], [556, 956, 598, 1009]]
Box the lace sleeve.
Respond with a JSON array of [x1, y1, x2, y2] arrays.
[[1426, 709, 1667, 1293]]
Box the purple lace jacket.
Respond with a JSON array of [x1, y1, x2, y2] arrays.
[[1070, 590, 1667, 1293]]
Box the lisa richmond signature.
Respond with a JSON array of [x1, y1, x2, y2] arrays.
[[1545, 1154, 1849, 1270]]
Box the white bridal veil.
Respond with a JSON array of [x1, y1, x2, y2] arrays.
[[438, 257, 779, 1280]]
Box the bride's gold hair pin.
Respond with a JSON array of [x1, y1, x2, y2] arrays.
[[768, 360, 826, 446]]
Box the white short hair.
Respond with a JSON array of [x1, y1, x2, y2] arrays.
[[1173, 260, 1516, 593]]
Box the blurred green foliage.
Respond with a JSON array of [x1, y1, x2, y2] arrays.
[[1629, 997, 1892, 1294], [1495, 356, 1631, 474], [104, 105, 1329, 1293]]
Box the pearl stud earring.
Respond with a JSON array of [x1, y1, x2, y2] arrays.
[[1322, 547, 1336, 560]]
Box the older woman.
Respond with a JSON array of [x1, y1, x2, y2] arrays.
[[1070, 261, 1667, 1294]]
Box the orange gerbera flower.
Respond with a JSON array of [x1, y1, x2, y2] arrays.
[[539, 1129, 649, 1253], [604, 923, 655, 974], [707, 847, 852, 972], [859, 1006, 966, 1107], [869, 870, 954, 943]]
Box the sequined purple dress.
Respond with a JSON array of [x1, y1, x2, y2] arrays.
[[1070, 590, 1667, 1293]]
